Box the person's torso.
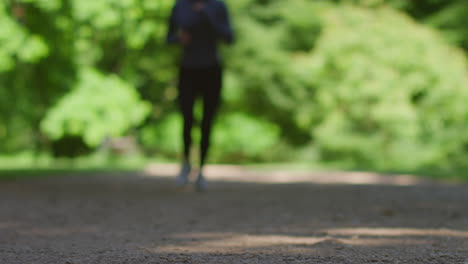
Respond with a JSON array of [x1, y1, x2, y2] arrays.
[[175, 0, 221, 68]]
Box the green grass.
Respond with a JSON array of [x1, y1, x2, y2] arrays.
[[1, 152, 466, 183], [0, 151, 168, 181]]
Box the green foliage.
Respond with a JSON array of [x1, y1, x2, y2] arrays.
[[346, 0, 468, 51], [0, 2, 48, 72], [140, 113, 182, 156], [426, 0, 468, 50], [222, 0, 468, 169], [212, 113, 280, 162], [0, 0, 173, 153], [41, 68, 151, 146], [298, 6, 468, 169], [225, 0, 326, 146], [1, 0, 468, 174], [0, 0, 76, 152]]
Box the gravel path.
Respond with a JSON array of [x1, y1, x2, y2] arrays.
[[1, 164, 467, 263]]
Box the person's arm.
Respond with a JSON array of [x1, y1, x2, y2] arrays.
[[201, 2, 234, 44], [166, 4, 180, 44], [166, 3, 191, 46]]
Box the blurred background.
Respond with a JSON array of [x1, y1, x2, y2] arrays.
[[0, 0, 467, 179]]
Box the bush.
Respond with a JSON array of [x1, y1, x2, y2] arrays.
[[41, 68, 151, 147], [211, 112, 280, 163], [140, 113, 182, 157], [293, 6, 468, 170]]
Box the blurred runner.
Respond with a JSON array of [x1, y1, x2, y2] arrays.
[[166, 0, 234, 191]]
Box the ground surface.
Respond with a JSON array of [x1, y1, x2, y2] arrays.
[[1, 164, 467, 264]]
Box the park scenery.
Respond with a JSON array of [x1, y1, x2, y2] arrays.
[[1, 0, 468, 263]]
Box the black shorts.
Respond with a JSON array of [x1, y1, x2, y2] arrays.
[[177, 64, 223, 112]]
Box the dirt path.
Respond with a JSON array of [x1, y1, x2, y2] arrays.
[[1, 164, 467, 263]]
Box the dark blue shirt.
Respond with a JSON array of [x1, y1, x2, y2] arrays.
[[166, 0, 234, 68]]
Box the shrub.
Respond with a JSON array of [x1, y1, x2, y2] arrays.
[[41, 68, 151, 147], [294, 6, 468, 169]]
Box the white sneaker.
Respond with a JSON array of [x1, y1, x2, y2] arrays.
[[176, 163, 191, 186], [195, 172, 208, 192]]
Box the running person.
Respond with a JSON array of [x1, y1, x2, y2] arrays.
[[166, 0, 234, 191]]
